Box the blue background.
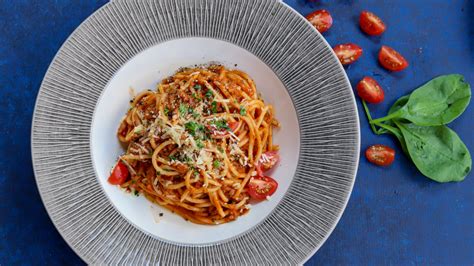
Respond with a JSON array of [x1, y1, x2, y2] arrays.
[[1, 0, 472, 265]]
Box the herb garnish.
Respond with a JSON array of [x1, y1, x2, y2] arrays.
[[240, 106, 246, 116], [211, 101, 218, 113], [185, 121, 205, 136], [196, 139, 204, 149], [211, 119, 230, 131], [363, 74, 472, 182], [179, 103, 188, 117]]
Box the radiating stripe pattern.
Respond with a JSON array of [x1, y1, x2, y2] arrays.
[[31, 0, 359, 264]]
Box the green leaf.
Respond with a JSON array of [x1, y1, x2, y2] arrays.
[[240, 106, 247, 116], [179, 103, 188, 117], [192, 93, 201, 101], [213, 160, 220, 168], [211, 101, 218, 113], [196, 139, 204, 149], [377, 95, 409, 154], [211, 119, 230, 131], [394, 121, 471, 182], [185, 122, 199, 136], [164, 107, 169, 116], [194, 84, 202, 90], [372, 75, 471, 126], [205, 90, 213, 99]]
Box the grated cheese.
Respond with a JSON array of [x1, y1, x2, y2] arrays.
[[133, 124, 144, 134]]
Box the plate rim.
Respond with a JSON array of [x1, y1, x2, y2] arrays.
[[30, 0, 360, 264], [30, 2, 113, 264], [278, 2, 360, 261]]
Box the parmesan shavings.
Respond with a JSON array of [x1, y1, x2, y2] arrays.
[[133, 124, 144, 134], [214, 98, 231, 103], [259, 153, 270, 163]]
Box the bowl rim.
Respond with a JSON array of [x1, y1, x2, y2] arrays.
[[30, 0, 360, 264]]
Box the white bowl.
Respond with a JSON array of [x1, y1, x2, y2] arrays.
[[90, 37, 300, 245]]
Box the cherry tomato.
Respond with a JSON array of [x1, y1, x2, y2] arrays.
[[365, 145, 395, 166], [333, 43, 363, 65], [359, 11, 386, 36], [108, 161, 130, 185], [306, 9, 333, 33], [256, 151, 280, 177], [378, 46, 409, 71], [247, 176, 278, 200], [356, 77, 385, 104]]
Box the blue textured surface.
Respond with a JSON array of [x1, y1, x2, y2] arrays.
[[1, 0, 473, 265]]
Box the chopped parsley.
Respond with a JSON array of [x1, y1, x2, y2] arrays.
[[211, 119, 230, 131], [211, 101, 218, 113], [164, 107, 169, 116], [185, 121, 205, 136], [134, 190, 139, 196], [196, 139, 204, 149], [205, 90, 213, 99], [240, 106, 246, 116], [213, 160, 220, 168], [192, 111, 200, 119], [183, 155, 192, 163], [217, 146, 224, 153], [179, 103, 188, 117], [194, 84, 202, 90], [192, 93, 201, 101], [168, 155, 177, 161]]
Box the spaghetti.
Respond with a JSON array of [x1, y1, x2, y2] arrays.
[[108, 65, 280, 224]]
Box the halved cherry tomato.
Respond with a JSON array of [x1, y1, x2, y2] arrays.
[[108, 161, 130, 185], [378, 46, 409, 71], [247, 176, 278, 200], [333, 43, 363, 65], [356, 77, 385, 104], [256, 151, 280, 177], [359, 11, 386, 36], [305, 9, 333, 33], [209, 120, 240, 138], [365, 145, 395, 166]]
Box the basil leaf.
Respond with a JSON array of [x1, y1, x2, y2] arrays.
[[394, 121, 471, 182], [373, 75, 471, 126], [370, 96, 409, 154]]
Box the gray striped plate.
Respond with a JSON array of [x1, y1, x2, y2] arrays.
[[31, 0, 360, 264]]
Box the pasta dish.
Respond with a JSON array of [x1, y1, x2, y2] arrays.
[[108, 65, 280, 224]]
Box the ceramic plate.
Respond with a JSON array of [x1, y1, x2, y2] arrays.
[[32, 0, 359, 264]]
